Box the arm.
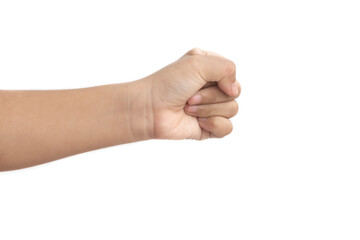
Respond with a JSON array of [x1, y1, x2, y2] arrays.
[[0, 80, 152, 171], [0, 48, 240, 171]]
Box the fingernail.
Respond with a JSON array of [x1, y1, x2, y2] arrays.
[[187, 105, 197, 113], [189, 94, 202, 105], [231, 82, 239, 96], [198, 117, 207, 122]]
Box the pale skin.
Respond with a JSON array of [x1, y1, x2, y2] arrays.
[[0, 48, 240, 171]]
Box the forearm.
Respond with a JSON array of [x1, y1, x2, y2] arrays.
[[0, 79, 153, 171]]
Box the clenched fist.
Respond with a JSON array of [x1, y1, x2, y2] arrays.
[[0, 48, 241, 170], [136, 48, 241, 140]]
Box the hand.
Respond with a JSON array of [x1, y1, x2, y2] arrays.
[[141, 48, 241, 140]]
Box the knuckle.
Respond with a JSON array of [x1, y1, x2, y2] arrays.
[[219, 120, 233, 138], [236, 83, 242, 98], [187, 47, 205, 56], [227, 122, 234, 135], [216, 134, 225, 139], [224, 59, 236, 76], [232, 100, 239, 115], [184, 54, 201, 68]]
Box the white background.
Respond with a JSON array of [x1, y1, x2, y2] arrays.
[[1, 0, 359, 239]]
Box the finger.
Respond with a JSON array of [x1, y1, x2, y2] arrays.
[[201, 82, 217, 89], [188, 83, 241, 105], [198, 116, 233, 138], [185, 100, 238, 118], [184, 48, 238, 97]]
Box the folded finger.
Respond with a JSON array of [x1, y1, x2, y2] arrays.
[[188, 83, 240, 105], [198, 116, 233, 138], [185, 100, 238, 118]]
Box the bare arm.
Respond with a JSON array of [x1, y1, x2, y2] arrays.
[[0, 48, 240, 171], [0, 80, 152, 171]]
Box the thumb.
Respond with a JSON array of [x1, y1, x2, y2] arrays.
[[185, 48, 238, 97]]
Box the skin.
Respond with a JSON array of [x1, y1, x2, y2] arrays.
[[0, 48, 240, 171]]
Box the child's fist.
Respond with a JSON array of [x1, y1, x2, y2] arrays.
[[139, 48, 241, 140]]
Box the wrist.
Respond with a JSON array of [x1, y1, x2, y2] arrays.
[[114, 78, 155, 142]]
